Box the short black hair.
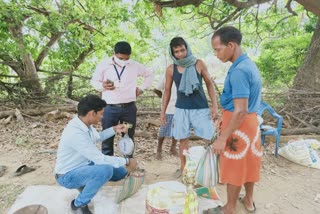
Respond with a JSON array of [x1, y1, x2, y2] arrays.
[[114, 41, 131, 55], [212, 26, 242, 45], [77, 94, 106, 116], [170, 37, 187, 53]]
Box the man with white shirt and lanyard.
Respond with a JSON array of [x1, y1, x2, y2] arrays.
[[91, 41, 153, 157]]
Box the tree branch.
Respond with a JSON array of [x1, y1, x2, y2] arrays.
[[215, 8, 243, 29], [66, 43, 94, 72], [35, 32, 64, 68], [37, 43, 94, 85], [224, 0, 272, 8], [37, 70, 90, 80], [0, 59, 21, 68], [0, 53, 23, 72], [0, 80, 14, 94], [153, 0, 204, 7], [26, 5, 51, 16], [35, 18, 101, 69], [198, 7, 243, 30], [0, 74, 19, 78], [285, 0, 298, 16], [65, 19, 106, 36], [270, 15, 296, 31], [76, 0, 87, 12], [66, 19, 95, 33]]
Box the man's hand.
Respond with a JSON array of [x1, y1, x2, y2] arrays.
[[126, 158, 137, 173], [103, 79, 115, 90], [113, 124, 128, 134], [160, 112, 166, 126], [210, 106, 218, 120], [103, 81, 115, 90], [212, 137, 227, 155], [136, 87, 143, 97]]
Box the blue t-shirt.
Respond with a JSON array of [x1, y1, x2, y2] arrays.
[[220, 54, 262, 113]]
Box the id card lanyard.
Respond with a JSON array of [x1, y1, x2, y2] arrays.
[[113, 64, 126, 83]]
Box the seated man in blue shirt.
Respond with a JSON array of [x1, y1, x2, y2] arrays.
[[54, 94, 137, 214]]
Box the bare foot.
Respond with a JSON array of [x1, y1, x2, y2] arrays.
[[155, 152, 162, 160], [170, 149, 179, 157]]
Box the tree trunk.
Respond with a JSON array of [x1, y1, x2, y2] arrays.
[[295, 0, 320, 16], [292, 17, 320, 92], [7, 17, 44, 96], [20, 53, 44, 96], [287, 17, 320, 128], [67, 74, 73, 98]]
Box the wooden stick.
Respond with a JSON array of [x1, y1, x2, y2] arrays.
[[284, 111, 317, 128]]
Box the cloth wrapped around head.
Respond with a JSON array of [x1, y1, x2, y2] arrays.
[[169, 40, 199, 96]]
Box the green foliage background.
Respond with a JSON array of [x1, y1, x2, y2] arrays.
[[256, 33, 311, 89], [0, 0, 317, 99]]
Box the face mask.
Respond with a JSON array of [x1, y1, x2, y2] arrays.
[[113, 55, 130, 67]]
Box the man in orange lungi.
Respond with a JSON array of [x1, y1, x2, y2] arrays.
[[210, 26, 262, 214]]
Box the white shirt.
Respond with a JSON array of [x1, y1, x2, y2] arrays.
[[156, 74, 177, 114], [90, 57, 154, 104], [54, 117, 126, 174]]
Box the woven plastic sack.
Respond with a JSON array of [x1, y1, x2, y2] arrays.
[[146, 181, 186, 214], [117, 169, 145, 203], [194, 146, 219, 188], [118, 134, 134, 156], [279, 139, 320, 169]]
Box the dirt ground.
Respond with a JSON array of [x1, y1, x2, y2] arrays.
[[0, 114, 320, 214]]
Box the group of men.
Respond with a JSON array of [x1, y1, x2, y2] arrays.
[[54, 26, 262, 214]]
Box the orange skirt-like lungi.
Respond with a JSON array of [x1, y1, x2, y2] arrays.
[[219, 110, 262, 186]]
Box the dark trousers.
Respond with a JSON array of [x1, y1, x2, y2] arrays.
[[101, 102, 137, 157]]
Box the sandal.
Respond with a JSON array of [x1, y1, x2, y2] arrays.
[[173, 169, 182, 179], [239, 196, 256, 213], [203, 206, 224, 214], [13, 165, 36, 177]]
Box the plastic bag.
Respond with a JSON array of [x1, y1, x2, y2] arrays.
[[118, 134, 134, 156], [183, 146, 206, 181], [194, 146, 219, 188], [278, 139, 320, 169]]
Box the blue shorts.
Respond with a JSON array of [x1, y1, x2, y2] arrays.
[[159, 114, 174, 137], [173, 108, 215, 140]]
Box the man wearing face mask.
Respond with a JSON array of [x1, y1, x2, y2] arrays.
[[91, 41, 153, 157]]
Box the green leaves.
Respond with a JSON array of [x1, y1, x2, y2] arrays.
[[256, 33, 312, 89], [0, 0, 157, 98]]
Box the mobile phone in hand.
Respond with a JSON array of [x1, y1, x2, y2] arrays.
[[106, 79, 114, 86]]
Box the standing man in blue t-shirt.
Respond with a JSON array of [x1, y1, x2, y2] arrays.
[[209, 26, 262, 214], [160, 37, 218, 177]]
